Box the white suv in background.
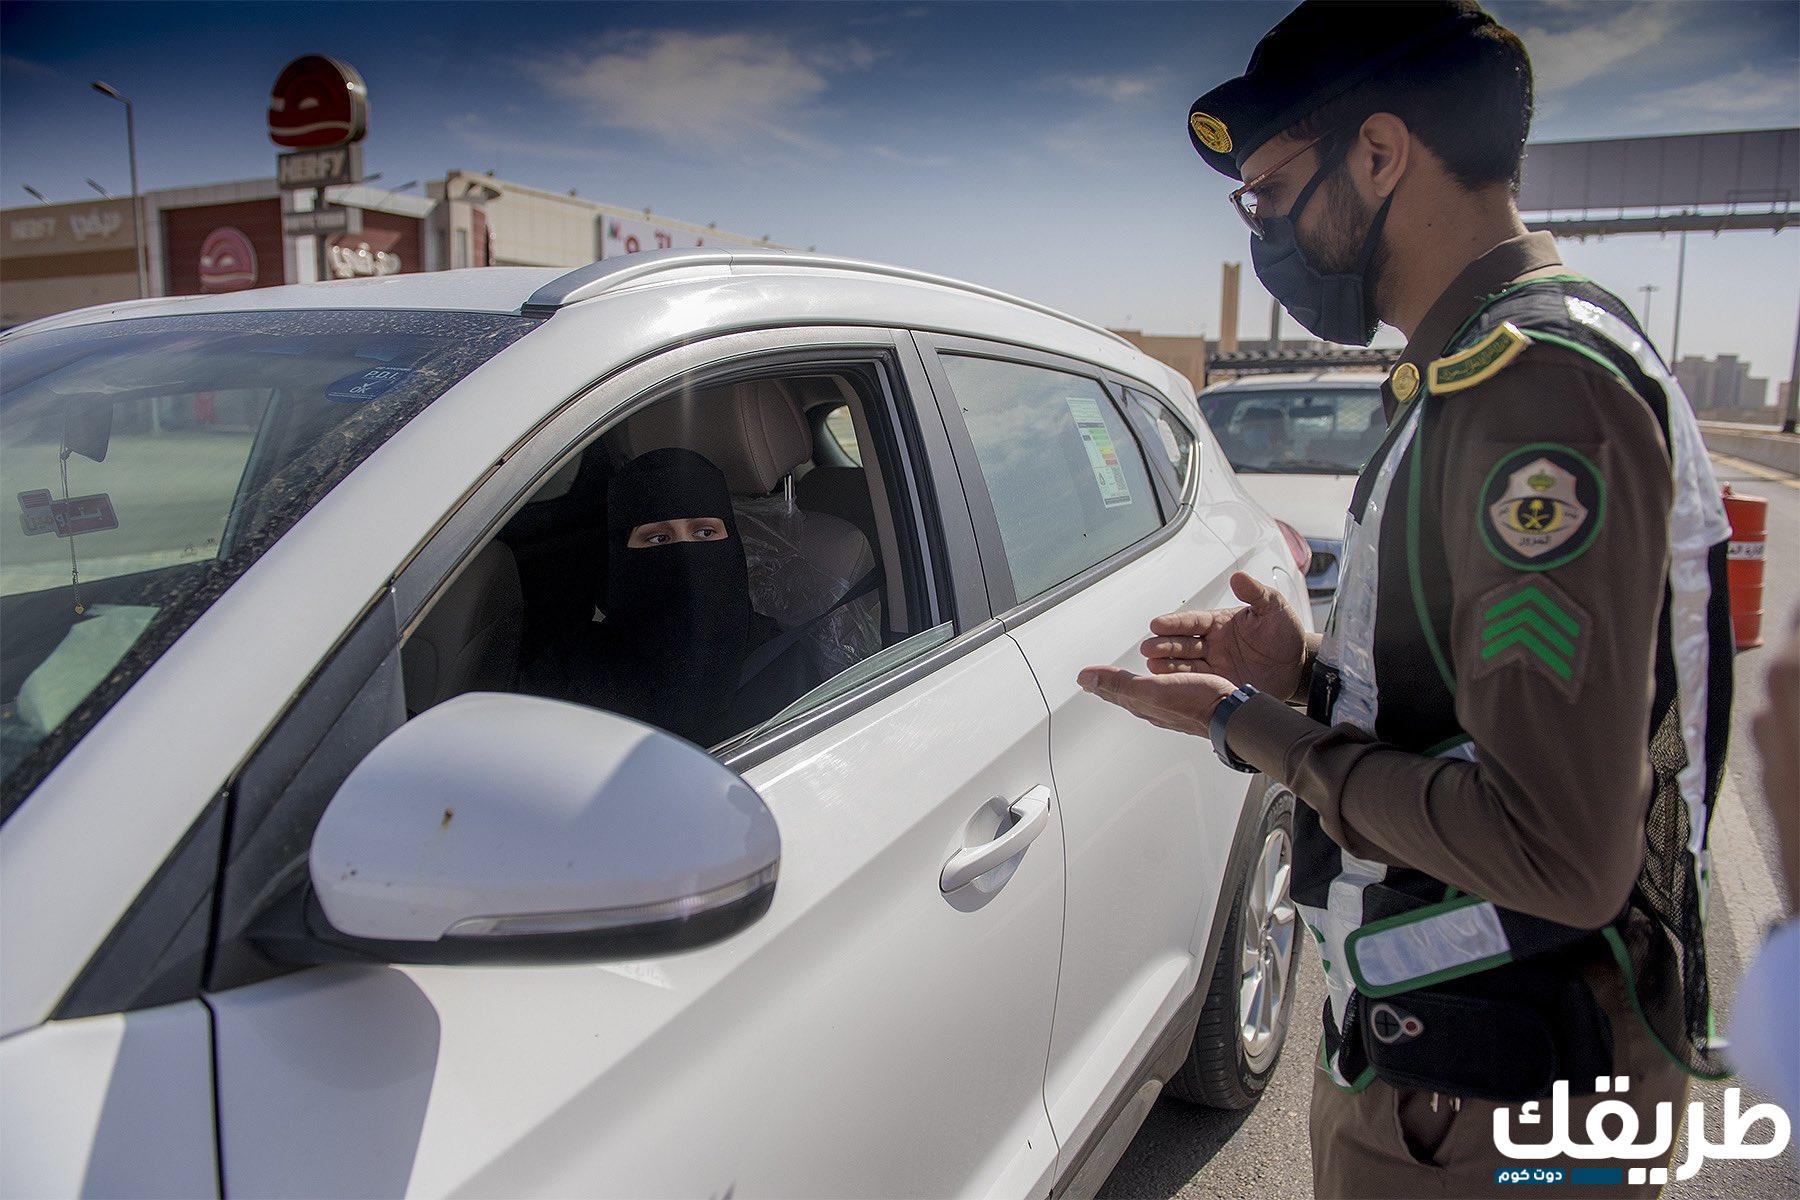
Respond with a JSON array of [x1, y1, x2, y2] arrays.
[[0, 249, 1309, 1199], [1198, 370, 1387, 630]]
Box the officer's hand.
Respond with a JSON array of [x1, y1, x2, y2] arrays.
[[1139, 571, 1307, 699], [1075, 666, 1235, 739]]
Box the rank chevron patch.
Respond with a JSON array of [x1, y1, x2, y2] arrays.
[[1474, 580, 1589, 695]]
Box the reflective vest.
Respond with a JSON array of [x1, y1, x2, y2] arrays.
[[1299, 278, 1733, 1089]]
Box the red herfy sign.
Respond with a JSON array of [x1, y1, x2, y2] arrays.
[[268, 55, 368, 150]]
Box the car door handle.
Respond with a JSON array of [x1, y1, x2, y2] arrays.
[[940, 786, 1053, 893]]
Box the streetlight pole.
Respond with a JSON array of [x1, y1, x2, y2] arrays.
[[1783, 311, 1799, 434], [90, 81, 147, 299], [1669, 229, 1687, 362]]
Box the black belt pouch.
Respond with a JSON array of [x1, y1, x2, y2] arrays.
[[1356, 956, 1615, 1103]]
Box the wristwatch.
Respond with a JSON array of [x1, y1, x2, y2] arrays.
[[1209, 684, 1260, 773]]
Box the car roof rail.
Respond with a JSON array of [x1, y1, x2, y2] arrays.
[[520, 246, 1133, 348]]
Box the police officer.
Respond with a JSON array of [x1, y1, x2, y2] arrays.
[[1078, 3, 1735, 1196]]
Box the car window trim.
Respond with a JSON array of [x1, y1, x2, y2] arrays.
[[392, 325, 995, 762], [1111, 378, 1200, 510], [912, 331, 1187, 621]]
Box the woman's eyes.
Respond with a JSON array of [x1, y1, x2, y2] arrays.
[[693, 526, 719, 539]]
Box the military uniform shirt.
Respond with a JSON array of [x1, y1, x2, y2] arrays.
[[1225, 232, 1674, 929]]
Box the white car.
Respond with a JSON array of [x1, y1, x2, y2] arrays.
[[0, 249, 1310, 1200], [1198, 370, 1387, 631]]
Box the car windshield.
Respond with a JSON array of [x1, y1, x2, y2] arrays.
[[0, 308, 535, 814], [1199, 385, 1386, 474]]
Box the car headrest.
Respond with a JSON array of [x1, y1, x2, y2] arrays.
[[626, 378, 810, 495]]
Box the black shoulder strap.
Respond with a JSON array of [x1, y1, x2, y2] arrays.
[[736, 566, 882, 688]]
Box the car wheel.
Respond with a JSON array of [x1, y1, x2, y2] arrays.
[[1168, 779, 1299, 1110]]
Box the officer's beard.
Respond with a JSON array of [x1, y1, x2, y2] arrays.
[[1304, 167, 1394, 328]]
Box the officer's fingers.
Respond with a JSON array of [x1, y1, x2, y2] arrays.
[[1076, 665, 1139, 698], [1147, 608, 1221, 637], [1077, 666, 1168, 717], [1229, 570, 1282, 612], [1146, 656, 1221, 675], [1139, 634, 1207, 661]]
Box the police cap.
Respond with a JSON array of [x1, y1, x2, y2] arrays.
[[1187, 1, 1498, 180]]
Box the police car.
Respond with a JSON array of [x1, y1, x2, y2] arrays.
[[0, 249, 1309, 1199]]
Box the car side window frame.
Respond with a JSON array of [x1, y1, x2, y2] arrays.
[[389, 326, 997, 776], [1112, 378, 1200, 511], [912, 332, 1191, 624]]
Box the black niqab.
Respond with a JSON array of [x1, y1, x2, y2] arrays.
[[528, 447, 751, 745]]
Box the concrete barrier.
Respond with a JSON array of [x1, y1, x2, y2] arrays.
[[1700, 422, 1800, 476]]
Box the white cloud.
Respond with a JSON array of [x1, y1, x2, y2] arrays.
[[1046, 69, 1168, 105], [1635, 64, 1800, 122], [1, 54, 58, 79], [869, 144, 952, 168], [1511, 2, 1683, 93], [524, 30, 873, 156]]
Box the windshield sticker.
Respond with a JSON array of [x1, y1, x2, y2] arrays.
[[1065, 397, 1134, 508], [327, 365, 415, 403], [17, 489, 118, 538]]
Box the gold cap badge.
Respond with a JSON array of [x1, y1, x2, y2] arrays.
[[1390, 362, 1420, 404], [1190, 112, 1232, 154]]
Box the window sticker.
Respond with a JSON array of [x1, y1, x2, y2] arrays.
[[326, 365, 415, 403], [1065, 397, 1134, 508]]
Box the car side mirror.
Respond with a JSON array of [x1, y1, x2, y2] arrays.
[[257, 693, 779, 966]]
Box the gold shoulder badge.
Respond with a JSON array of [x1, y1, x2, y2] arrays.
[[1190, 112, 1232, 154], [1389, 361, 1420, 404], [1428, 322, 1530, 394]]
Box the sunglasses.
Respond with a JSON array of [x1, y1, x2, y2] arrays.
[[1229, 134, 1327, 238]]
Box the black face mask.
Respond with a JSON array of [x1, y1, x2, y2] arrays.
[[1249, 148, 1393, 347], [601, 447, 750, 743]]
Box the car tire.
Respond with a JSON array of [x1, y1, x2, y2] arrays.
[[1168, 778, 1299, 1110]]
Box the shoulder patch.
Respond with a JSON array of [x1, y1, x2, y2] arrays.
[[1429, 321, 1530, 394], [1478, 443, 1606, 571], [1470, 576, 1591, 698]]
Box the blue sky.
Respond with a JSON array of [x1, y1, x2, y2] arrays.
[[4, 1, 1798, 382]]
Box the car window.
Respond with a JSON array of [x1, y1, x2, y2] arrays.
[[407, 357, 951, 759], [0, 309, 535, 815], [937, 354, 1160, 604], [823, 405, 862, 466], [1122, 386, 1195, 486], [1198, 385, 1385, 474]]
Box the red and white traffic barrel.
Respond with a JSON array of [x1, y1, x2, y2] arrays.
[[1723, 485, 1767, 650]]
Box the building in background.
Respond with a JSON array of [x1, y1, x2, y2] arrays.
[[1674, 353, 1771, 414], [0, 169, 786, 328]]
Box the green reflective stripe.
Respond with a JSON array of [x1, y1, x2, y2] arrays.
[[1601, 926, 1732, 1082], [1483, 585, 1580, 636], [1424, 733, 1472, 756], [1343, 895, 1515, 998], [1405, 407, 1457, 693], [1519, 329, 1631, 384], [1445, 273, 1591, 350], [1318, 1038, 1379, 1093], [1482, 609, 1577, 657]]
